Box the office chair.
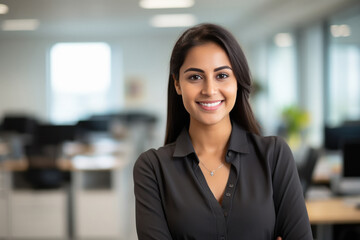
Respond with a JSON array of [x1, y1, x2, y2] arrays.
[[24, 144, 64, 189], [24, 124, 76, 189], [298, 147, 320, 196]]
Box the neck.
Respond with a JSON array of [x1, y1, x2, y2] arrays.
[[188, 117, 232, 156]]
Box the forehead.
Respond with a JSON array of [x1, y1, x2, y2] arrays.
[[181, 42, 231, 69]]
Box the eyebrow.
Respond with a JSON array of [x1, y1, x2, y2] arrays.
[[214, 66, 232, 72], [184, 67, 204, 73], [183, 66, 232, 73]]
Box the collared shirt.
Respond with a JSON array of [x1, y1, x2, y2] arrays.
[[133, 123, 312, 240]]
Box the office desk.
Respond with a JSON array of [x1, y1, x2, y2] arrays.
[[0, 158, 28, 171], [306, 197, 360, 224], [0, 140, 133, 240], [306, 197, 360, 240]]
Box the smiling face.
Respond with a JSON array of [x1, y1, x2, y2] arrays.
[[174, 42, 238, 128]]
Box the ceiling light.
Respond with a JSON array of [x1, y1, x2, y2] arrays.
[[2, 19, 40, 31], [330, 24, 351, 38], [0, 4, 9, 14], [150, 14, 197, 28], [274, 33, 293, 47], [140, 0, 194, 9]]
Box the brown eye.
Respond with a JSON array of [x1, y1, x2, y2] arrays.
[[217, 73, 229, 79], [189, 75, 202, 80]]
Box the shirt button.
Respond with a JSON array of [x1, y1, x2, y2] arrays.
[[224, 211, 228, 217], [225, 192, 231, 197], [228, 183, 234, 188], [227, 151, 232, 157]]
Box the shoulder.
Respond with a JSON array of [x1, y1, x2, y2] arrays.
[[248, 133, 290, 154], [134, 142, 176, 172], [247, 133, 293, 168]]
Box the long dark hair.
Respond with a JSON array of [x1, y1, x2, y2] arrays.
[[164, 23, 260, 145]]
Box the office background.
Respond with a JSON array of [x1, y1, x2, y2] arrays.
[[0, 0, 359, 239]]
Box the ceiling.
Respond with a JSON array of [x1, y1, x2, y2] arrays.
[[0, 0, 357, 42]]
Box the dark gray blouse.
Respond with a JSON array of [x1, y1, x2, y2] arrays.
[[133, 123, 312, 240]]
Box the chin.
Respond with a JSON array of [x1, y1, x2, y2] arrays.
[[193, 115, 229, 127]]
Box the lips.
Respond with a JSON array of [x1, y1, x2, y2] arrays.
[[197, 100, 223, 110]]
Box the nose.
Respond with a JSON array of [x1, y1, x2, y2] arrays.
[[201, 79, 217, 96]]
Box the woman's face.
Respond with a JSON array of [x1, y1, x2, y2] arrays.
[[174, 42, 238, 127]]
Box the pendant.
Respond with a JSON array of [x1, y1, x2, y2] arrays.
[[210, 171, 214, 176]]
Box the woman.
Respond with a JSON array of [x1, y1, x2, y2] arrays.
[[134, 23, 312, 240]]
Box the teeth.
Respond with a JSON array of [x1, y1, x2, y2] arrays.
[[199, 101, 222, 107]]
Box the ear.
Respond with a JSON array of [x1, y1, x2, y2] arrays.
[[173, 74, 182, 95]]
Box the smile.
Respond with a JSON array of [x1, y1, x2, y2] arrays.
[[199, 101, 222, 107], [197, 100, 223, 110]]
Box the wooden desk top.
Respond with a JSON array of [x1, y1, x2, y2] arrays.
[[0, 155, 129, 172], [306, 197, 360, 224], [57, 154, 129, 171], [0, 140, 132, 172], [0, 158, 28, 171]]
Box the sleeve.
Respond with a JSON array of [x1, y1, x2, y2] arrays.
[[272, 137, 313, 240], [133, 151, 173, 240]]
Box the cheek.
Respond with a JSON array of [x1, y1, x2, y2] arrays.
[[181, 91, 194, 109], [224, 84, 238, 101]]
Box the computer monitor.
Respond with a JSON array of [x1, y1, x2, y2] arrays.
[[1, 115, 38, 134], [76, 119, 109, 132], [324, 124, 360, 150], [35, 124, 76, 146], [343, 141, 360, 177]]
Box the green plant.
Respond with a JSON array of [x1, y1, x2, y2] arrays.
[[282, 105, 310, 135], [281, 105, 310, 149]]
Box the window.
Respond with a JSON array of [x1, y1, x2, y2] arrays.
[[327, 8, 360, 126], [247, 33, 298, 135], [49, 42, 112, 124]]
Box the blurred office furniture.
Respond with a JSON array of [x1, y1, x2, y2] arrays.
[[1, 138, 132, 240], [330, 140, 360, 196], [60, 139, 133, 240], [324, 123, 360, 150], [307, 125, 360, 240], [0, 111, 154, 239], [306, 196, 360, 240], [342, 140, 360, 178], [307, 197, 360, 224], [24, 146, 63, 189], [1, 115, 38, 136], [0, 158, 68, 239], [89, 111, 158, 149], [298, 147, 320, 196], [24, 124, 76, 189], [312, 122, 360, 185], [0, 115, 39, 160], [3, 123, 77, 239], [76, 119, 110, 143], [9, 189, 68, 239]]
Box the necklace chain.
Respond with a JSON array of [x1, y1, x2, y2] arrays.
[[199, 161, 224, 176]]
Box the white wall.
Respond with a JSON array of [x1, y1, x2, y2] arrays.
[[0, 39, 48, 120]]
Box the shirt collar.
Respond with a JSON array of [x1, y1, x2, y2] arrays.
[[173, 122, 250, 158], [227, 122, 250, 154], [173, 128, 196, 157]]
